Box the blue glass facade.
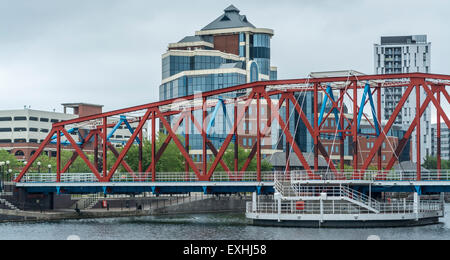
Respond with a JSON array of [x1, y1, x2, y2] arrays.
[[239, 33, 246, 57], [159, 6, 278, 153], [250, 34, 271, 76], [162, 55, 243, 80], [160, 73, 247, 101], [270, 69, 277, 81]]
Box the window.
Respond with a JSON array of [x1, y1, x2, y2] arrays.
[[29, 117, 38, 121], [14, 128, 27, 132], [14, 116, 27, 121], [0, 128, 12, 132], [15, 150, 25, 156], [0, 117, 12, 121], [29, 139, 38, 143], [40, 129, 49, 133], [40, 118, 49, 122], [14, 139, 26, 143], [248, 138, 252, 147], [51, 119, 59, 123], [0, 139, 11, 143], [29, 128, 38, 132]]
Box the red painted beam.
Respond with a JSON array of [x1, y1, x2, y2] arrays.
[[423, 84, 450, 129], [156, 108, 203, 180], [105, 109, 152, 181], [189, 112, 233, 176], [144, 112, 185, 175], [362, 83, 415, 171], [207, 91, 257, 179], [263, 92, 319, 179], [52, 73, 448, 129], [15, 128, 58, 182], [383, 87, 430, 170], [61, 128, 103, 181], [286, 94, 339, 175], [61, 130, 96, 173]]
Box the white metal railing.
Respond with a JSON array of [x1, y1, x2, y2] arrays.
[[339, 185, 381, 211], [14, 171, 275, 183], [276, 170, 450, 182], [13, 169, 450, 183], [274, 181, 381, 212], [246, 200, 443, 216]]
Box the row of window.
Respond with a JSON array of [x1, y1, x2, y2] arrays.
[[0, 128, 50, 133], [250, 47, 270, 60], [0, 116, 60, 123], [160, 73, 247, 100], [251, 34, 271, 48], [162, 55, 241, 79], [190, 152, 273, 163], [0, 139, 42, 144], [253, 58, 270, 76]]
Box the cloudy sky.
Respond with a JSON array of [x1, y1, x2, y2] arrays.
[[0, 0, 449, 121]]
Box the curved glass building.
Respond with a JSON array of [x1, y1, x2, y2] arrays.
[[160, 5, 277, 101], [159, 5, 281, 161]]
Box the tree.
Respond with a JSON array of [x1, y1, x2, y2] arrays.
[[118, 133, 186, 173], [31, 150, 95, 173], [0, 150, 20, 179], [208, 144, 272, 172], [423, 156, 450, 170]]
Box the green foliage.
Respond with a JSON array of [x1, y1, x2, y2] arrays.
[[10, 133, 275, 177], [0, 150, 21, 178], [119, 133, 186, 173], [31, 150, 95, 173], [423, 156, 450, 170], [208, 144, 273, 172]]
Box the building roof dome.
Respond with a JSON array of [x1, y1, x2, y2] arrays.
[[201, 5, 255, 31]]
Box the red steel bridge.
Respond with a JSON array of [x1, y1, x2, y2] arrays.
[[12, 73, 450, 195]]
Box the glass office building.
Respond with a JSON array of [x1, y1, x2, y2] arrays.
[[159, 5, 279, 159]]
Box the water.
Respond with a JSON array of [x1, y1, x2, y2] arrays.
[[1, 205, 450, 240]]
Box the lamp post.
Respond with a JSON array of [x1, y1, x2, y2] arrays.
[[5, 160, 10, 176], [37, 162, 41, 173], [48, 164, 52, 173], [5, 161, 10, 181], [0, 161, 4, 176], [0, 161, 4, 191]]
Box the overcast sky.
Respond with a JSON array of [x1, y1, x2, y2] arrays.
[[0, 0, 449, 121]]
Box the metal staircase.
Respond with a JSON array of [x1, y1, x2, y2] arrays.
[[0, 198, 20, 211], [275, 179, 380, 214]]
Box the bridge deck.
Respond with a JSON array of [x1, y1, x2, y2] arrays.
[[13, 170, 450, 194]]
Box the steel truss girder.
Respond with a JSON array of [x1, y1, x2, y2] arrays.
[[14, 73, 450, 184]]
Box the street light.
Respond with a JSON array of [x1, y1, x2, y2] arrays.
[[0, 162, 4, 190], [37, 162, 41, 173], [5, 161, 10, 181], [48, 164, 52, 173], [0, 161, 4, 174]]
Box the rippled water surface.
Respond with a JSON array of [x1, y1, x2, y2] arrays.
[[1, 204, 450, 240]]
